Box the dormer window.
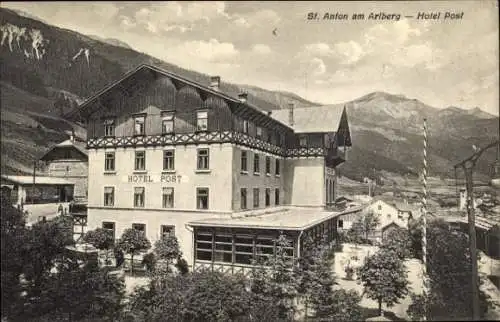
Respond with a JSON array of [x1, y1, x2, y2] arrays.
[[256, 126, 262, 139], [134, 115, 145, 136], [196, 110, 208, 131], [162, 112, 175, 134], [104, 118, 115, 137], [299, 135, 308, 147]]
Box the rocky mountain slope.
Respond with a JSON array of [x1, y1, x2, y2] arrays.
[[0, 7, 498, 184]]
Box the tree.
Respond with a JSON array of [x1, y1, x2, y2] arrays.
[[24, 260, 126, 321], [408, 216, 423, 260], [348, 210, 380, 244], [327, 289, 363, 322], [307, 243, 337, 320], [154, 235, 181, 263], [23, 215, 74, 298], [116, 229, 151, 274], [82, 228, 114, 264], [357, 249, 409, 316], [359, 210, 380, 240], [153, 235, 181, 274], [1, 195, 28, 319], [381, 227, 412, 260], [126, 271, 251, 322], [149, 235, 185, 289], [250, 233, 299, 321], [407, 219, 490, 320]]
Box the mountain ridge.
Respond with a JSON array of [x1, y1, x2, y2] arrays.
[[0, 7, 498, 184]]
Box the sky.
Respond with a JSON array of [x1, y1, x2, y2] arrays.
[[2, 1, 499, 115]]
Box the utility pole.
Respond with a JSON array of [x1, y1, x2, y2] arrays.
[[463, 160, 479, 321], [454, 139, 499, 321], [32, 160, 36, 204]]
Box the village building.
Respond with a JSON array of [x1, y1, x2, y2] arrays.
[[66, 64, 354, 270], [0, 174, 74, 224], [337, 195, 421, 242], [39, 133, 88, 204]]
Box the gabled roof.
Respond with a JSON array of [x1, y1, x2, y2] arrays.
[[371, 196, 420, 213], [40, 139, 88, 161], [270, 104, 349, 134], [66, 64, 293, 131]]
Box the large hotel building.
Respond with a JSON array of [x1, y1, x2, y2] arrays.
[[68, 64, 355, 273]]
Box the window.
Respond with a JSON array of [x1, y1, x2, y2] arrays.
[[243, 120, 249, 134], [299, 135, 308, 147], [338, 219, 344, 229], [163, 150, 175, 171], [196, 110, 208, 131], [275, 188, 280, 205], [265, 188, 271, 207], [161, 225, 175, 238], [134, 187, 145, 208], [105, 152, 115, 171], [378, 205, 382, 211], [162, 187, 174, 208], [102, 222, 115, 241], [135, 151, 146, 171], [241, 188, 247, 210], [241, 151, 248, 172], [256, 126, 262, 139], [267, 132, 272, 143], [132, 223, 146, 234], [265, 156, 271, 175], [162, 112, 175, 134], [275, 159, 280, 175], [104, 118, 115, 137], [197, 149, 209, 170], [214, 233, 232, 263], [196, 231, 213, 261], [253, 188, 260, 208], [104, 187, 114, 206], [134, 115, 145, 135], [197, 188, 209, 209], [235, 235, 254, 265], [253, 154, 260, 174]]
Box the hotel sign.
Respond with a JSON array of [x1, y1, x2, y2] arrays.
[[125, 174, 184, 183]]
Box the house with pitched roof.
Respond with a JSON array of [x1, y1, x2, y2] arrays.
[[39, 133, 88, 203], [65, 64, 355, 272]]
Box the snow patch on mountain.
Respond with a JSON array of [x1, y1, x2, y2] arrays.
[[71, 48, 90, 66], [0, 22, 48, 60]]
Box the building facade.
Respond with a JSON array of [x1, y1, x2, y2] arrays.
[[0, 175, 74, 224], [67, 64, 352, 268], [39, 135, 88, 203]]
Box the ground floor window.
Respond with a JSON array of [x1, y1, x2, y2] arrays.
[[194, 229, 296, 266], [161, 225, 175, 238], [132, 223, 146, 234], [195, 231, 213, 261], [102, 221, 115, 241]]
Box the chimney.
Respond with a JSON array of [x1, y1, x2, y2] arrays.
[[69, 129, 75, 142], [209, 76, 220, 91], [288, 103, 294, 126], [238, 92, 248, 103]]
